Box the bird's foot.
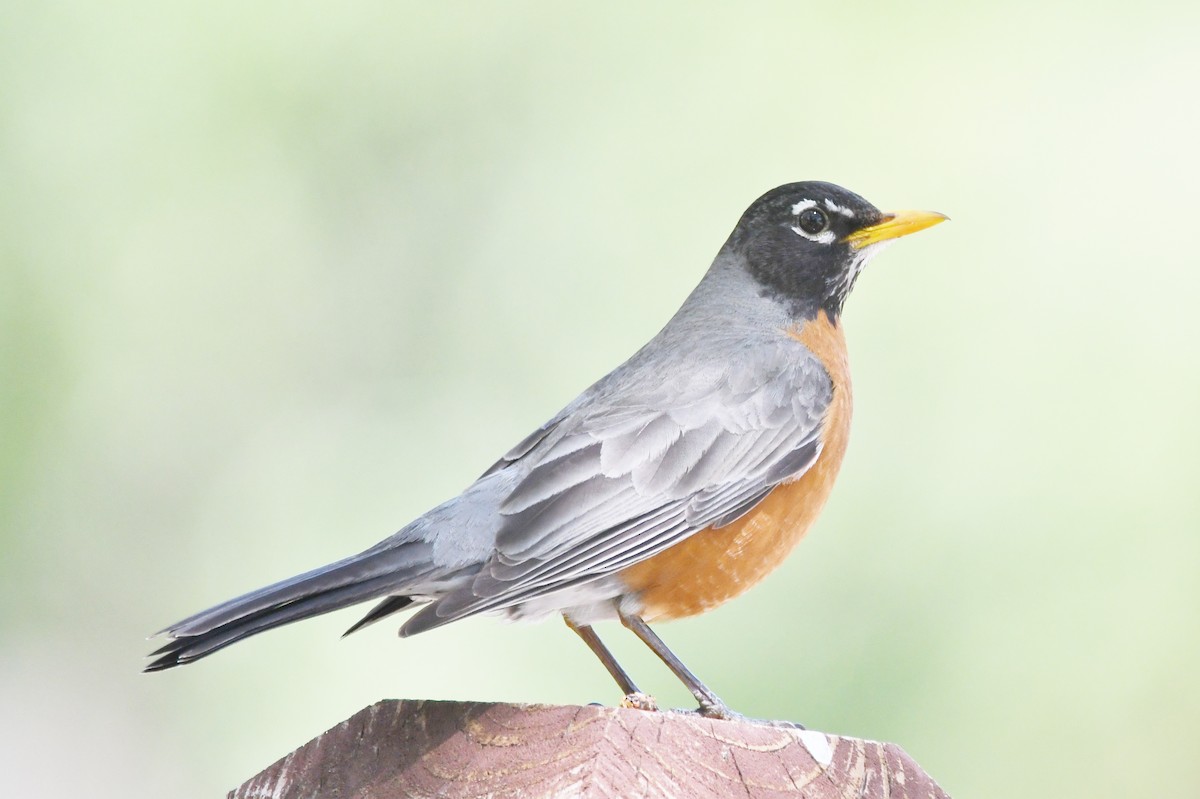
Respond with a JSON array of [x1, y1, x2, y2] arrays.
[[694, 700, 806, 729], [760, 717, 807, 730], [620, 692, 659, 711], [696, 697, 741, 721]]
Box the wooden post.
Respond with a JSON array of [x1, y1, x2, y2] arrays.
[[230, 699, 949, 798]]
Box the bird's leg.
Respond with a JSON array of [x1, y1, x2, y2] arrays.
[[619, 612, 737, 720], [563, 617, 657, 710]]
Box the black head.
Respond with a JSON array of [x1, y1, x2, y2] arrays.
[[725, 181, 945, 321]]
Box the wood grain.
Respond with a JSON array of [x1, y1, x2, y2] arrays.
[[229, 700, 949, 799]]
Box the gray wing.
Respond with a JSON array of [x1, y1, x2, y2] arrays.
[[403, 340, 834, 633]]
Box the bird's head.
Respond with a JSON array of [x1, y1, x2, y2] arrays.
[[727, 181, 946, 321]]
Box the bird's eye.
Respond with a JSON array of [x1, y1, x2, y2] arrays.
[[797, 207, 828, 235]]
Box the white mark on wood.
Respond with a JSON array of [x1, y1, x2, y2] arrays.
[[270, 755, 291, 799], [796, 729, 833, 767]]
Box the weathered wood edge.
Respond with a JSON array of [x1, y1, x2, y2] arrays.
[[230, 699, 950, 799]]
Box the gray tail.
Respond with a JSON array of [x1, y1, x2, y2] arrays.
[[144, 543, 432, 672]]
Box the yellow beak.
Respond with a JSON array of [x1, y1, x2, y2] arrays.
[[844, 209, 948, 249]]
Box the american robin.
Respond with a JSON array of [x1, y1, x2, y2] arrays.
[[147, 181, 946, 719]]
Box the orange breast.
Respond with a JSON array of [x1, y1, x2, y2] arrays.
[[620, 311, 852, 621]]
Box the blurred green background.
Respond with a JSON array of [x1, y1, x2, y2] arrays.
[[3, 1, 1198, 797]]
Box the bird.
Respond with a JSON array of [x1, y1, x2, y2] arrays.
[[146, 181, 946, 720]]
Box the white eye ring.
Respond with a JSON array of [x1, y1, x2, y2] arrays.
[[790, 199, 835, 244]]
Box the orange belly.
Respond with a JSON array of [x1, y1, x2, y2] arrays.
[[620, 311, 852, 621]]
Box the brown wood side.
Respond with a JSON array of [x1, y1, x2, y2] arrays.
[[229, 699, 950, 799]]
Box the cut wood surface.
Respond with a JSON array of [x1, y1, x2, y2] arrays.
[[230, 699, 949, 799]]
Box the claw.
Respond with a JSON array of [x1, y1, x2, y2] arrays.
[[698, 700, 741, 721], [692, 700, 807, 729]]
